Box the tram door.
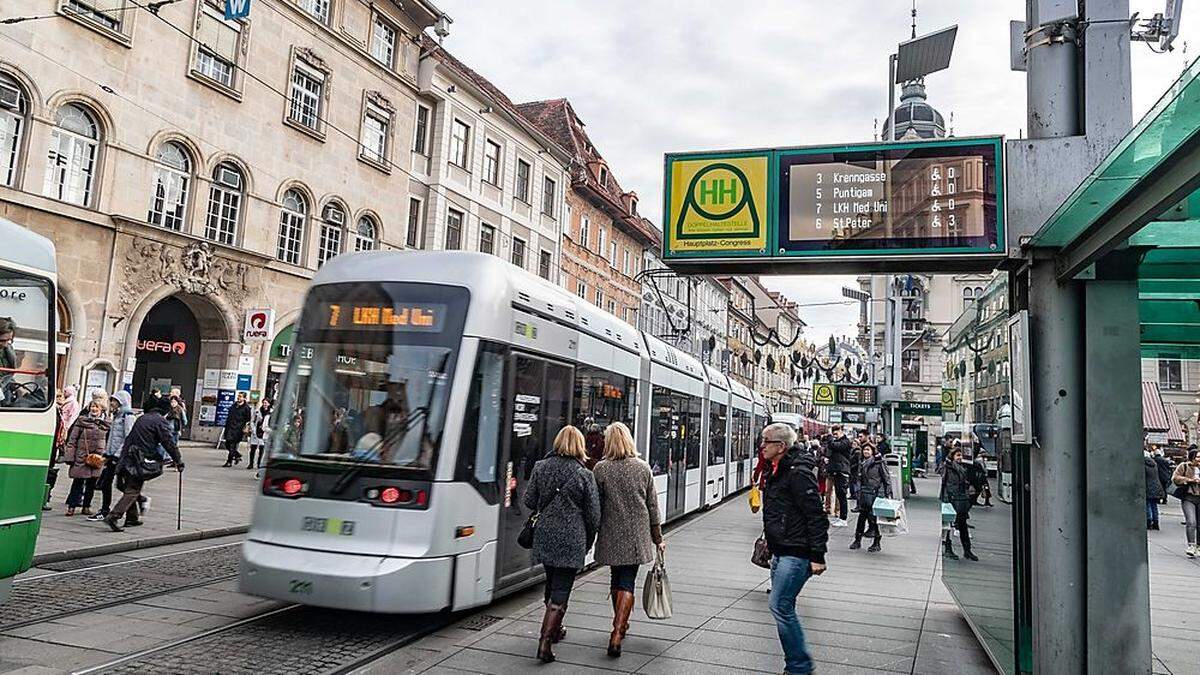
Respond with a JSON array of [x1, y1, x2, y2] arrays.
[[665, 397, 689, 521], [496, 353, 573, 586]]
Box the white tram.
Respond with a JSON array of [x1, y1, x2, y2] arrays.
[[239, 252, 764, 613]]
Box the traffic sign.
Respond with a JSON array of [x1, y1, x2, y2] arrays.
[[664, 151, 770, 257], [813, 383, 836, 406], [661, 137, 1005, 273], [836, 384, 878, 406]]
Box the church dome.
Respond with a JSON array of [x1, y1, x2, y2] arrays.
[[881, 79, 946, 140]]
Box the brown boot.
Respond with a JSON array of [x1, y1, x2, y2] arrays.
[[547, 602, 567, 643], [607, 590, 635, 657], [537, 602, 565, 663]]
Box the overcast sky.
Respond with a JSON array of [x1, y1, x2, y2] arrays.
[[436, 0, 1194, 343]]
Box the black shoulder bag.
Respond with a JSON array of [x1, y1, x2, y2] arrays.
[[517, 467, 583, 549]]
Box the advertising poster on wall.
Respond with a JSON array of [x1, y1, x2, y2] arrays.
[[214, 390, 235, 427]]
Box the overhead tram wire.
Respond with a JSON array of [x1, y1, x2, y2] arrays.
[[124, 0, 557, 254], [0, 0, 178, 24]]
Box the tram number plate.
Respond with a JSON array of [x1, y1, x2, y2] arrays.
[[301, 516, 356, 536], [289, 579, 313, 595]]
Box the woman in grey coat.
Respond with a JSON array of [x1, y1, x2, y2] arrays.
[[523, 425, 600, 663], [593, 422, 664, 657]]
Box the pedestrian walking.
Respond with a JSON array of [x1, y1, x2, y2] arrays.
[[90, 390, 135, 521], [940, 448, 978, 561], [62, 399, 109, 516], [760, 422, 829, 675], [825, 425, 853, 526], [248, 398, 272, 469], [222, 391, 251, 466], [106, 395, 184, 532], [850, 442, 892, 553], [1144, 447, 1165, 530], [592, 422, 664, 658], [1171, 448, 1200, 557], [1152, 447, 1174, 505], [523, 425, 601, 663]]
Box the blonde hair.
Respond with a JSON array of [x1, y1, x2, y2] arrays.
[[553, 425, 586, 461], [603, 422, 638, 461]]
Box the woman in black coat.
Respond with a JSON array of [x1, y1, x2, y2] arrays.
[[1144, 449, 1166, 530], [850, 443, 892, 552], [522, 425, 600, 664], [940, 448, 978, 561]]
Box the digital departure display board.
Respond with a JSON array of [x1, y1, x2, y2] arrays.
[[835, 384, 878, 406], [779, 139, 1000, 254], [661, 137, 1005, 272]]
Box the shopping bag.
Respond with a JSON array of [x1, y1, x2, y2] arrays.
[[643, 550, 672, 619], [940, 501, 958, 525], [877, 502, 909, 537], [748, 485, 762, 512], [872, 497, 903, 519]]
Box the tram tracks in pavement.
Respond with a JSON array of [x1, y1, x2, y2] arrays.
[[71, 602, 454, 675], [0, 542, 243, 633]]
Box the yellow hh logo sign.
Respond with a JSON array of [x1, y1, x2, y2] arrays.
[[667, 155, 769, 253]]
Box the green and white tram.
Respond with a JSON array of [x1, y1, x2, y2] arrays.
[[0, 217, 56, 604]]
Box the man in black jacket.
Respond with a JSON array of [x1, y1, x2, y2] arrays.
[[223, 392, 252, 466], [106, 396, 183, 532], [760, 422, 829, 675], [825, 425, 853, 526]]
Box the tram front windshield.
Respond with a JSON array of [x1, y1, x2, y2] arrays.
[[270, 282, 469, 474]]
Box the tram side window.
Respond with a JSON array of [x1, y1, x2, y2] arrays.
[[708, 402, 727, 465], [457, 343, 505, 487], [0, 269, 52, 410], [732, 408, 750, 462], [573, 365, 637, 465], [649, 385, 674, 476], [685, 394, 701, 469]]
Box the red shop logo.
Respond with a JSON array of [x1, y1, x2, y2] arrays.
[[138, 340, 187, 355]]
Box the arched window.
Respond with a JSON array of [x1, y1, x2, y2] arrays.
[[147, 141, 192, 230], [277, 188, 307, 265], [0, 73, 28, 187], [44, 103, 100, 206], [205, 162, 243, 245], [317, 202, 345, 267], [354, 215, 377, 252], [962, 286, 977, 310]]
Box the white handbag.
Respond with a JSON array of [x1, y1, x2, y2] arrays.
[[642, 549, 672, 620]]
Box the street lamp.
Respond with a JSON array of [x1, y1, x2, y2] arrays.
[[887, 25, 958, 141]]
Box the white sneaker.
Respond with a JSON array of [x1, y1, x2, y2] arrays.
[[832, 519, 848, 527], [1188, 545, 1196, 558]]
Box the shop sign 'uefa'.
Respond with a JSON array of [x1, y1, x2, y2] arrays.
[[664, 152, 771, 256]]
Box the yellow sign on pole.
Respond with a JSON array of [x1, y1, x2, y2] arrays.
[[941, 388, 958, 409], [813, 383, 836, 406], [665, 153, 769, 255]]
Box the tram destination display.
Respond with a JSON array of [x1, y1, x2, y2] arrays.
[[320, 302, 447, 332], [661, 137, 1005, 271]]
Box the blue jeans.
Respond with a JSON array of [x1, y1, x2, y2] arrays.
[[1146, 499, 1159, 525], [769, 555, 814, 674]]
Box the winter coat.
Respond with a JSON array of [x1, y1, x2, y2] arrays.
[[856, 454, 893, 509], [105, 391, 135, 458], [522, 454, 601, 570], [224, 402, 251, 443], [1153, 455, 1174, 493], [1172, 461, 1200, 498], [1144, 457, 1166, 501], [762, 445, 830, 564], [251, 405, 271, 446], [120, 411, 182, 470], [593, 457, 661, 567], [64, 415, 109, 479], [940, 460, 973, 512], [826, 435, 853, 474]]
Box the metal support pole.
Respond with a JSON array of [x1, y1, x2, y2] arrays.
[[1025, 0, 1080, 138], [887, 54, 897, 142], [1027, 257, 1086, 673], [1083, 265, 1151, 672]]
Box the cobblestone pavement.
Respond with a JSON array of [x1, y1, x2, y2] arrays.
[[35, 442, 259, 562]]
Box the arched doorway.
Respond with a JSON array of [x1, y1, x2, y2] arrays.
[[131, 297, 201, 411]]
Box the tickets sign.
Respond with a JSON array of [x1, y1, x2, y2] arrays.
[[664, 152, 770, 256]]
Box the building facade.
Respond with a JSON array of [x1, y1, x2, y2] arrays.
[[943, 273, 1010, 426], [0, 0, 575, 440], [515, 98, 657, 325], [638, 254, 729, 368]]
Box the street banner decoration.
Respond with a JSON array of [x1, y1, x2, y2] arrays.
[[664, 152, 770, 256]]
